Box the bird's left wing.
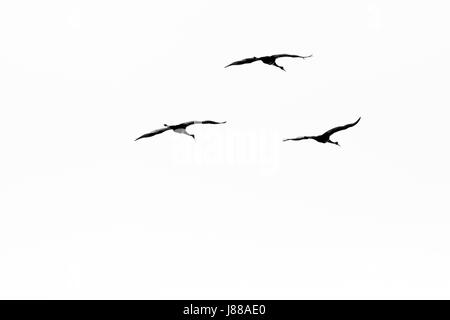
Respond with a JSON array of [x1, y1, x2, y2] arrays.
[[323, 117, 361, 137], [271, 54, 313, 59], [224, 57, 260, 68], [283, 136, 312, 142], [135, 126, 170, 141]]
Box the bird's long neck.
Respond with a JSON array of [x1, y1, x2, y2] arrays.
[[184, 131, 195, 140], [329, 140, 340, 146], [274, 62, 285, 71], [176, 128, 195, 140]]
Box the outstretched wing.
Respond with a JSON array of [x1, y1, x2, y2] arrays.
[[135, 127, 170, 141], [322, 117, 361, 138], [183, 120, 227, 127], [196, 120, 227, 125], [271, 54, 313, 59], [225, 57, 260, 68], [283, 136, 313, 142]]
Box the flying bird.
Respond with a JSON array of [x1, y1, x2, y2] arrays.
[[225, 54, 312, 71], [135, 120, 226, 141], [283, 117, 361, 146]]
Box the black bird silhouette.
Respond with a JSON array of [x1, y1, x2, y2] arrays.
[[283, 117, 361, 146], [135, 120, 226, 141], [225, 54, 312, 71]]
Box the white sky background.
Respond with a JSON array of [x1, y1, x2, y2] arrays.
[[0, 0, 449, 299]]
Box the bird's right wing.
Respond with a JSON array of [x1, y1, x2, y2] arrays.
[[135, 127, 170, 141], [283, 136, 312, 142], [183, 120, 227, 127], [271, 54, 313, 59], [224, 57, 260, 68], [196, 120, 227, 125], [322, 117, 361, 137]]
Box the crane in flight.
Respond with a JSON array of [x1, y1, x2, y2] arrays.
[[225, 53, 312, 71], [283, 117, 361, 146], [135, 120, 226, 141]]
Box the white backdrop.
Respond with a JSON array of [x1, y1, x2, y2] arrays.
[[1, 0, 449, 299]]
